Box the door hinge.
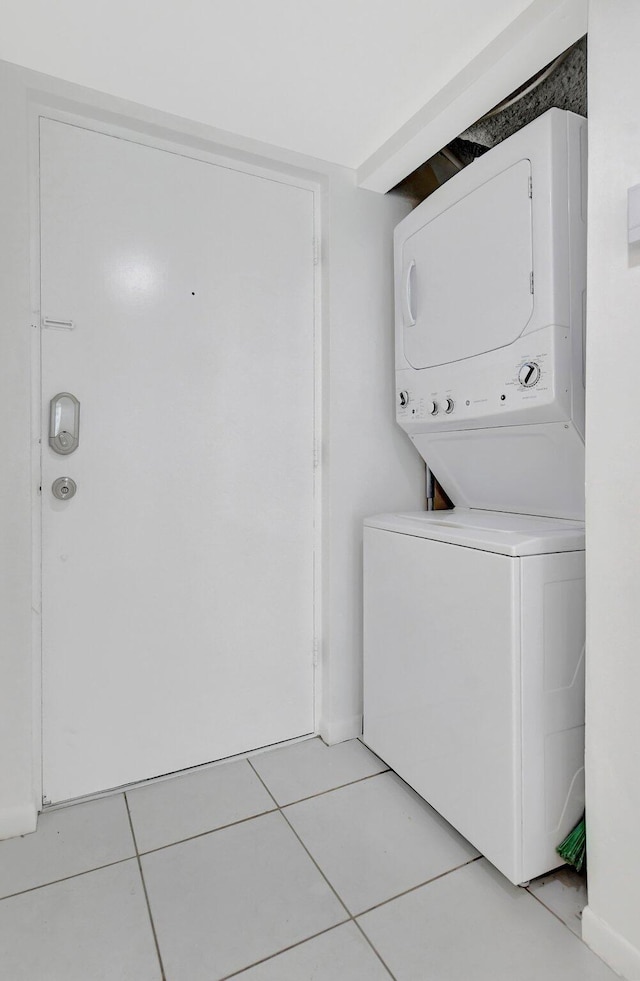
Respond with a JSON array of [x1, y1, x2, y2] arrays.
[[42, 795, 52, 807], [528, 177, 533, 198], [530, 271, 534, 294]]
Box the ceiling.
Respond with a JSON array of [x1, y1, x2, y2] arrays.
[[1, 0, 535, 169]]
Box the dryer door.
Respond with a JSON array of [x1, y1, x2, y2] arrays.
[[401, 159, 534, 370]]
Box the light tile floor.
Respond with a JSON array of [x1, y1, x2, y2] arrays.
[[0, 737, 613, 980]]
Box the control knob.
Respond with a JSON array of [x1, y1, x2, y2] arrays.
[[442, 398, 454, 414], [518, 362, 541, 388], [428, 401, 438, 416], [398, 390, 409, 408]]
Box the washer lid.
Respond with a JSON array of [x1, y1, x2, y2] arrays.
[[364, 508, 585, 556]]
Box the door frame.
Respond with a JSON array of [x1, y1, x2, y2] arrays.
[[29, 100, 324, 808]]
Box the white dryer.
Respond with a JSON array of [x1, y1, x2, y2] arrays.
[[362, 509, 585, 885], [395, 108, 587, 520]]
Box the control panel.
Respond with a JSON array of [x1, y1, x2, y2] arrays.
[[396, 325, 572, 434]]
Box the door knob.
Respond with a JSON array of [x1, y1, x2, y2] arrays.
[[52, 477, 77, 500]]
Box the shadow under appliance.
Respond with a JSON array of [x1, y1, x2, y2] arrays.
[[363, 110, 587, 885]]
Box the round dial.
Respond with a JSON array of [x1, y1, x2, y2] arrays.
[[398, 390, 409, 408], [443, 398, 454, 414], [428, 401, 438, 415], [518, 362, 541, 388]]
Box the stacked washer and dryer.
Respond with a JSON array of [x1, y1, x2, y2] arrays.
[[362, 109, 587, 886]]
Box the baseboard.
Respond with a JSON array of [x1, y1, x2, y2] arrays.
[[0, 802, 38, 841], [582, 905, 640, 980], [318, 714, 362, 746]]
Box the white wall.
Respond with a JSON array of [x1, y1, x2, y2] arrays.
[[0, 64, 37, 838], [0, 0, 533, 168], [0, 60, 423, 835], [582, 3, 640, 977], [319, 175, 424, 744]]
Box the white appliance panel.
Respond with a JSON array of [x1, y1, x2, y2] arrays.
[[412, 423, 585, 520], [40, 118, 316, 803], [396, 324, 572, 433], [362, 514, 585, 885], [367, 508, 585, 556], [363, 526, 522, 879], [402, 160, 534, 370], [519, 552, 585, 883]]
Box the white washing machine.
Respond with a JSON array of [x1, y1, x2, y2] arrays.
[[362, 110, 587, 885], [363, 509, 585, 885]]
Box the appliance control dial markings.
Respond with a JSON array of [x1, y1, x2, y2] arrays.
[[518, 362, 541, 388]]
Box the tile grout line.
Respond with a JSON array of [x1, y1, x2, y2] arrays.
[[277, 767, 391, 808], [218, 920, 353, 980], [247, 759, 399, 979], [352, 918, 398, 981], [350, 858, 489, 981], [247, 758, 351, 919], [355, 855, 483, 919], [124, 793, 167, 981], [278, 806, 357, 917], [0, 854, 136, 903], [244, 757, 290, 808], [133, 767, 390, 860], [138, 805, 280, 857], [219, 918, 399, 981]]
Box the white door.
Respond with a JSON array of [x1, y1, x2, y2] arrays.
[[40, 118, 316, 803]]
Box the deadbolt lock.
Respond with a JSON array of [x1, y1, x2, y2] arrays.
[[49, 392, 80, 455]]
